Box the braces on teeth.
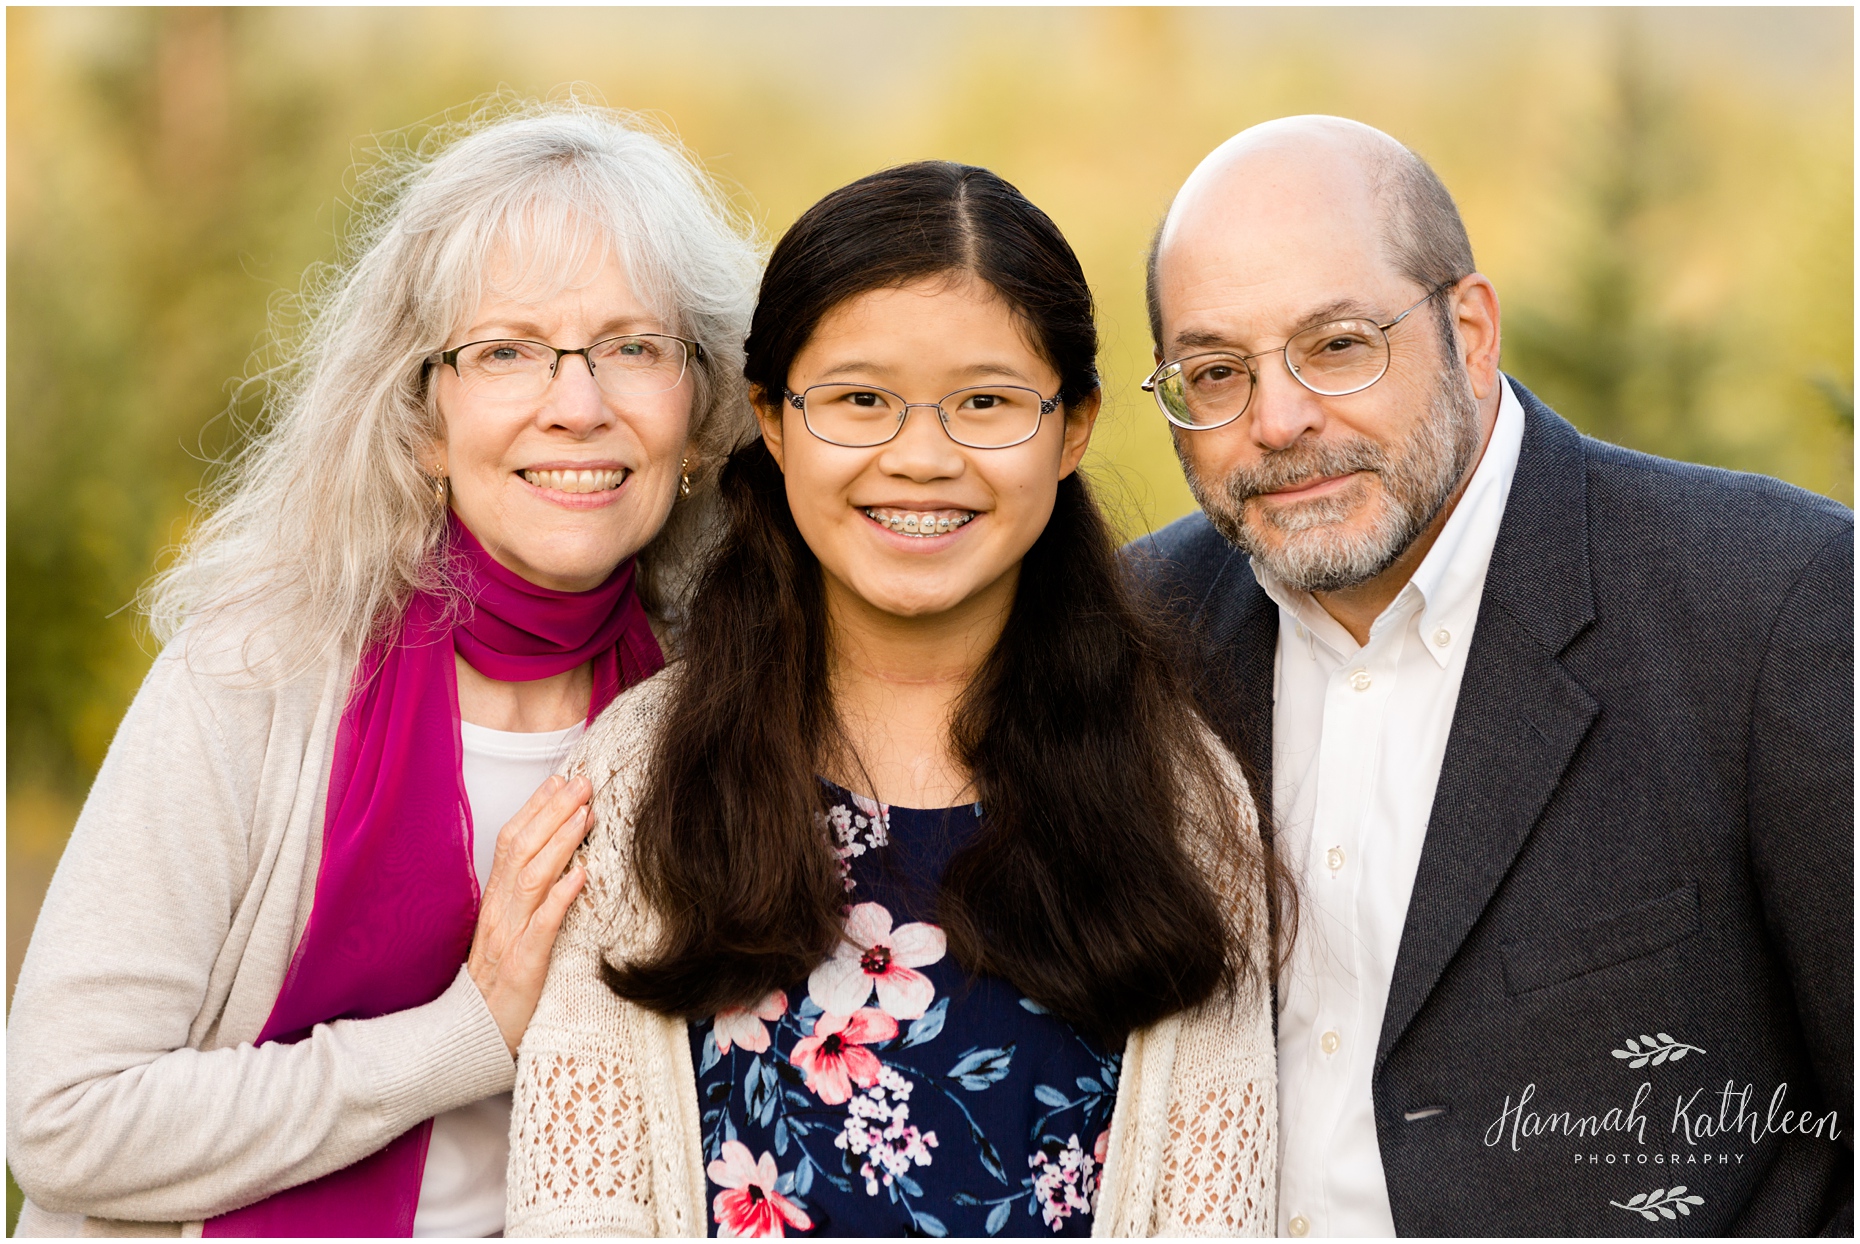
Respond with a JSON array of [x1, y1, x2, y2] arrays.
[[864, 509, 974, 537]]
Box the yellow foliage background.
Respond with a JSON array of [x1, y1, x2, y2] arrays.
[[5, 6, 1851, 1052]]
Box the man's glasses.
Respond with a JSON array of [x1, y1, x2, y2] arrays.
[[785, 383, 1063, 450], [1142, 279, 1459, 431], [428, 334, 704, 401]]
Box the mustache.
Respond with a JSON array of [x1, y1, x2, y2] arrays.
[[1224, 436, 1390, 503]]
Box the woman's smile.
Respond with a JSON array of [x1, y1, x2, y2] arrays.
[[519, 465, 628, 494], [515, 461, 633, 510]]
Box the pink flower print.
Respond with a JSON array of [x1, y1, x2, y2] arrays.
[[807, 901, 946, 1020], [708, 1140, 812, 1238], [711, 990, 788, 1055], [789, 1007, 898, 1105], [835, 1065, 938, 1196], [1093, 1128, 1110, 1166], [1030, 1133, 1101, 1231]]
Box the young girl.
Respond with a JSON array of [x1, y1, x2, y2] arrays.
[[507, 162, 1277, 1238]]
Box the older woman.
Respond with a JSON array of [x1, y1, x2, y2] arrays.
[[5, 103, 759, 1236]]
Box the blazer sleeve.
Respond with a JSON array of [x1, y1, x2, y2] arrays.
[[4, 648, 515, 1223], [1744, 523, 1853, 1231]]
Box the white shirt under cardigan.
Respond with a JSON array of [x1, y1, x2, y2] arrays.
[[1269, 378, 1525, 1238], [413, 719, 584, 1237]]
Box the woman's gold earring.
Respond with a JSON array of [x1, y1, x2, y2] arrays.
[[432, 471, 448, 509], [678, 457, 692, 500]]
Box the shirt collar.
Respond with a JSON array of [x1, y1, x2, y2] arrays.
[[1402, 375, 1526, 664], [1251, 375, 1528, 667]]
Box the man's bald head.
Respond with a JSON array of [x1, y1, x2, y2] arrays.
[[1145, 116, 1473, 346]]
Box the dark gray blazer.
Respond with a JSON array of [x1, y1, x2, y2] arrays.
[[1128, 381, 1852, 1236]]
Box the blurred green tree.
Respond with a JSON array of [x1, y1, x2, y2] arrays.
[[1504, 17, 1853, 492], [1504, 22, 1717, 462], [8, 9, 333, 792]]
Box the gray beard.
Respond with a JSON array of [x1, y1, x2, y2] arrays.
[[1183, 364, 1483, 594]]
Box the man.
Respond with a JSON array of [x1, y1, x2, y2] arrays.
[[1131, 116, 1851, 1236]]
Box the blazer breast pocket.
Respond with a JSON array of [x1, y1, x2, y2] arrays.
[[1500, 880, 1701, 996]]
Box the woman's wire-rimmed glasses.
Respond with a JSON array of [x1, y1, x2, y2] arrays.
[[428, 333, 705, 401], [784, 382, 1063, 449], [1142, 279, 1460, 431]]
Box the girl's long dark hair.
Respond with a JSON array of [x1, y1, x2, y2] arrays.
[[603, 161, 1269, 1046]]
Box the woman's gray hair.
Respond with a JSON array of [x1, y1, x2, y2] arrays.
[[145, 98, 763, 673]]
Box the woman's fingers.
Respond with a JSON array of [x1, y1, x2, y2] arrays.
[[498, 865, 585, 980], [488, 774, 568, 867], [473, 773, 588, 964], [504, 774, 590, 859], [475, 864, 587, 1055], [470, 772, 598, 1052], [482, 777, 555, 894], [528, 865, 587, 950], [519, 803, 594, 897], [487, 774, 591, 893], [511, 770, 569, 824]]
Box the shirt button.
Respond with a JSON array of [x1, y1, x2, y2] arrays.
[[1433, 628, 1452, 648], [1325, 846, 1346, 872], [1321, 1030, 1341, 1054], [1289, 1215, 1311, 1237], [1348, 668, 1372, 691]]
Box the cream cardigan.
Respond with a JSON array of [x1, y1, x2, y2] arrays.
[[5, 624, 516, 1237], [506, 671, 1277, 1237]]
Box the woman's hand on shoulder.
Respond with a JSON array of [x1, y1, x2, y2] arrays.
[[466, 773, 594, 1056]]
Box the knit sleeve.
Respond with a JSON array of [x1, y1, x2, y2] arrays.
[[503, 879, 658, 1236], [506, 671, 706, 1238], [1146, 741, 1279, 1236], [1161, 747, 1278, 1234], [1152, 992, 1277, 1235]]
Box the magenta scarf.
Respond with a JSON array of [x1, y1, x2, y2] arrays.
[[205, 515, 663, 1237]]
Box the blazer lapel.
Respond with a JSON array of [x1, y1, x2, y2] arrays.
[[1188, 544, 1279, 826], [1375, 386, 1601, 1068]]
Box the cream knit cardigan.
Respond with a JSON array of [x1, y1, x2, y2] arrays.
[[506, 671, 1277, 1237], [5, 625, 516, 1237]]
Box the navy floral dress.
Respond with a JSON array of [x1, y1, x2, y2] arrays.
[[690, 784, 1121, 1238]]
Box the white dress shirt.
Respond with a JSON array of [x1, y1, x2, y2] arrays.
[[412, 719, 583, 1238], [1269, 379, 1526, 1237]]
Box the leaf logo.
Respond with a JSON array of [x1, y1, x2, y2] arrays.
[[1610, 1186, 1705, 1222], [1610, 1033, 1705, 1068]]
